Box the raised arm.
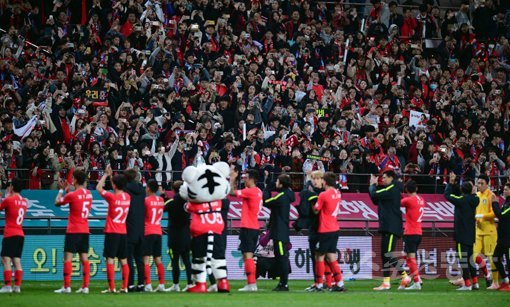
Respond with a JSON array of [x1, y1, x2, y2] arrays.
[[55, 179, 71, 207], [368, 174, 395, 202], [444, 172, 463, 206], [229, 168, 239, 196], [96, 165, 112, 194]]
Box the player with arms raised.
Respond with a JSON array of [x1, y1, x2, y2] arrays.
[[0, 178, 28, 294], [142, 179, 167, 292], [230, 168, 262, 292], [54, 170, 93, 294], [312, 172, 345, 292], [399, 180, 424, 290], [97, 165, 131, 293]]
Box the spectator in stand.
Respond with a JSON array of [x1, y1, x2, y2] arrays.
[[0, 0, 508, 193]]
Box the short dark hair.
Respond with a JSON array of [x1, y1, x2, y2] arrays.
[[382, 170, 396, 180], [73, 169, 87, 185], [323, 172, 337, 187], [172, 180, 183, 193], [278, 174, 291, 189], [405, 180, 417, 193], [11, 177, 24, 193], [112, 174, 127, 191], [246, 169, 259, 182], [478, 174, 490, 185], [505, 182, 510, 190], [461, 181, 473, 194], [147, 179, 159, 193], [124, 169, 138, 182]]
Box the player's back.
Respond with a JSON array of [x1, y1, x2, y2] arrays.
[[1, 194, 28, 237], [316, 188, 341, 233], [66, 188, 93, 234], [237, 187, 262, 230], [401, 195, 424, 235], [145, 195, 165, 235], [103, 191, 131, 234]]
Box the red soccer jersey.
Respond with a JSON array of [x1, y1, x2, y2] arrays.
[[401, 195, 425, 235], [314, 188, 341, 233], [56, 188, 93, 234], [185, 200, 224, 237], [100, 191, 131, 234], [144, 195, 165, 236], [0, 194, 28, 238], [236, 187, 262, 230]]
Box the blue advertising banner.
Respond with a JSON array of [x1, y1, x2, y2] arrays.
[[0, 190, 169, 228]]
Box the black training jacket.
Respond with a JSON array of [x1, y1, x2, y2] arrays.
[[263, 187, 295, 243], [368, 180, 404, 237], [125, 181, 146, 241], [294, 182, 323, 236], [164, 192, 190, 231], [444, 184, 479, 245], [493, 198, 510, 247]]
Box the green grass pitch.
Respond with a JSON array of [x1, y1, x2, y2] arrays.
[[0, 279, 509, 306]]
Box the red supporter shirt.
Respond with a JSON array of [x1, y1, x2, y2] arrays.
[[314, 188, 341, 233], [144, 195, 165, 236], [185, 200, 224, 237], [236, 187, 262, 230], [0, 194, 28, 238], [401, 195, 425, 235], [56, 188, 93, 234], [100, 191, 130, 234]]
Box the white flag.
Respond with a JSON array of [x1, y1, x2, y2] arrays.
[[14, 116, 38, 140]]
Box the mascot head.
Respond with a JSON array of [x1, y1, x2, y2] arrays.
[[179, 161, 231, 203]]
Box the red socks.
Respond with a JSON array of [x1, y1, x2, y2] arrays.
[[145, 264, 151, 285], [4, 270, 12, 287], [475, 256, 488, 276], [315, 261, 325, 284], [121, 264, 129, 290], [157, 263, 165, 285], [64, 261, 72, 288], [328, 260, 343, 283], [324, 265, 332, 287], [244, 259, 256, 285], [82, 261, 90, 288], [14, 270, 22, 287], [107, 263, 115, 290], [465, 279, 471, 287], [407, 257, 420, 282], [107, 263, 129, 290], [472, 276, 478, 284]]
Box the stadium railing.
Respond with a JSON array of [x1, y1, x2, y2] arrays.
[[3, 168, 508, 194]]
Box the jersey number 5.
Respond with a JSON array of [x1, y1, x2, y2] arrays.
[[81, 201, 90, 218]]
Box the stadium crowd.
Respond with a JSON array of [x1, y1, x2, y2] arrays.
[[1, 0, 510, 193]]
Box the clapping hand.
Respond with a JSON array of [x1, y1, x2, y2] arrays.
[[449, 172, 456, 184], [105, 165, 113, 177]]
